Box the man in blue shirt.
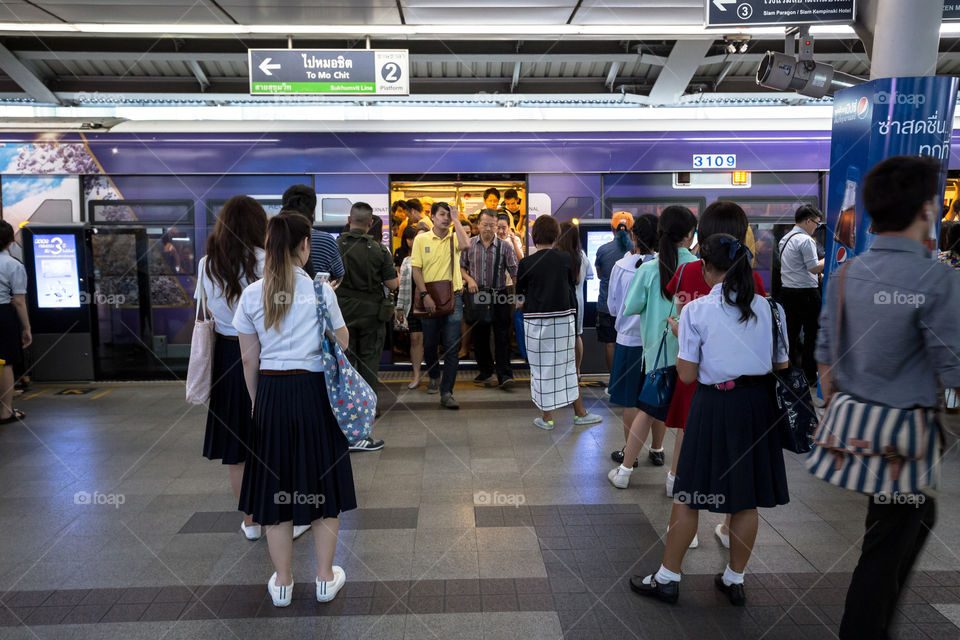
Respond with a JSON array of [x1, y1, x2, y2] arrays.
[[281, 184, 344, 285]]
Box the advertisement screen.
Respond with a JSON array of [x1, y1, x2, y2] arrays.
[[32, 234, 81, 308], [585, 229, 614, 303]]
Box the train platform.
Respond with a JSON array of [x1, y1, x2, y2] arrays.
[[0, 382, 959, 639]]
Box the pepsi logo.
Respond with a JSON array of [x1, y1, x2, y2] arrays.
[[836, 246, 847, 263], [856, 97, 869, 119]]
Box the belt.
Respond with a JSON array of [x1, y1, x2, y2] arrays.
[[260, 369, 311, 376], [216, 334, 239, 342], [711, 374, 771, 391]]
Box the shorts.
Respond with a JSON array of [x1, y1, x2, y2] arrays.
[[596, 311, 617, 343], [406, 308, 423, 333]]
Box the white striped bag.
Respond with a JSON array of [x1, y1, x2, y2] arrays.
[[805, 394, 939, 495]]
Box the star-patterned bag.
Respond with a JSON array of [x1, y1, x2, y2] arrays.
[[314, 276, 375, 443]]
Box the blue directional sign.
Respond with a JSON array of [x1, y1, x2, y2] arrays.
[[706, 0, 855, 27], [248, 49, 409, 95]]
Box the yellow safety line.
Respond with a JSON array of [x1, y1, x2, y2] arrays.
[[90, 389, 114, 400], [22, 389, 49, 400]]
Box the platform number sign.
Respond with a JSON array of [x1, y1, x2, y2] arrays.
[[381, 62, 401, 83], [248, 49, 409, 95], [693, 154, 737, 169]]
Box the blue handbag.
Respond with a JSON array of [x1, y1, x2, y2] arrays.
[[514, 311, 527, 359], [313, 277, 375, 443], [637, 328, 677, 410]]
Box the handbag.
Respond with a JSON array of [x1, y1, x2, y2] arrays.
[[514, 310, 527, 359], [637, 328, 677, 410], [805, 263, 940, 495], [413, 232, 456, 318], [313, 277, 376, 443], [185, 263, 215, 405], [464, 239, 501, 325], [767, 298, 818, 454]]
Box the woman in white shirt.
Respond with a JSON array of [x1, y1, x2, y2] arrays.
[[630, 233, 789, 608], [235, 212, 355, 608], [0, 220, 30, 424], [196, 196, 267, 541]]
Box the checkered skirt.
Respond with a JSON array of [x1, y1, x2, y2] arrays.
[[523, 311, 578, 411]]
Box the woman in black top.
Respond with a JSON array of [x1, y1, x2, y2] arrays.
[[517, 216, 602, 430]]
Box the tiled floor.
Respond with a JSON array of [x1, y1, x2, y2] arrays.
[[1, 381, 959, 639]]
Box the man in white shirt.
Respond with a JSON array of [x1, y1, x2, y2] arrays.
[[777, 205, 824, 382]]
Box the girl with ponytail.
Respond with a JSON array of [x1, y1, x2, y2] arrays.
[[609, 206, 697, 490], [631, 232, 789, 608], [234, 211, 356, 608]]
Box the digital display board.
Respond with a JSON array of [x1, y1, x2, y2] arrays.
[[32, 234, 81, 308], [585, 229, 615, 304]]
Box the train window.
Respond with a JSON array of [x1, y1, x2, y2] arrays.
[[206, 198, 283, 227], [321, 197, 352, 222], [554, 197, 594, 221], [604, 197, 705, 219]]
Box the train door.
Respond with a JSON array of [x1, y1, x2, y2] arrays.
[[87, 199, 197, 379], [737, 197, 820, 292]]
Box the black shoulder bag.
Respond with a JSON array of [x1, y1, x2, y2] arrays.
[[768, 298, 818, 454], [464, 239, 501, 325]]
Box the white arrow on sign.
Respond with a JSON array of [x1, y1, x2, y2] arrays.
[[713, 0, 736, 10], [258, 57, 281, 76]]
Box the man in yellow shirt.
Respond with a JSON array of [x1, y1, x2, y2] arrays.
[[411, 202, 470, 409]]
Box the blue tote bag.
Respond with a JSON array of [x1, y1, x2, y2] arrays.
[[313, 277, 375, 443]]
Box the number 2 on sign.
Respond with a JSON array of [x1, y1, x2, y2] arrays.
[[692, 154, 736, 169]]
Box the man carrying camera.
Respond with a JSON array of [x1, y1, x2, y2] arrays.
[[461, 208, 519, 389]]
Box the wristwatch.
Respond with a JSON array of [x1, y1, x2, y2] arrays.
[[419, 291, 429, 299]]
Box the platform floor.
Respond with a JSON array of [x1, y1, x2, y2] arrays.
[[1, 381, 959, 639]]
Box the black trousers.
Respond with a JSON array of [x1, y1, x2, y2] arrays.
[[779, 287, 821, 382], [472, 302, 513, 383], [839, 496, 936, 639]]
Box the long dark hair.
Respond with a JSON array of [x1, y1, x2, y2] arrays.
[[204, 195, 267, 305], [0, 220, 13, 252], [698, 201, 748, 243], [700, 233, 756, 323], [556, 222, 582, 274], [263, 212, 311, 331], [395, 225, 418, 265], [657, 205, 698, 300], [633, 214, 659, 267]]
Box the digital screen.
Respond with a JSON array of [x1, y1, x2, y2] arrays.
[[32, 234, 81, 308], [585, 229, 615, 304]]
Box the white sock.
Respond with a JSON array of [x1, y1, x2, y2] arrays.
[[618, 464, 633, 474], [655, 564, 681, 584], [666, 471, 676, 481], [650, 447, 664, 453], [722, 564, 744, 586]]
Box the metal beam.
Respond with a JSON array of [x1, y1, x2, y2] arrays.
[[186, 60, 210, 91], [511, 62, 520, 92], [646, 39, 712, 105], [0, 42, 61, 104], [605, 61, 622, 91]]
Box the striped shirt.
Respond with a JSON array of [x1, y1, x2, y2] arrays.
[[310, 230, 345, 280], [459, 235, 518, 291]]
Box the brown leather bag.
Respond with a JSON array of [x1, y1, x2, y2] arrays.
[[413, 232, 456, 318]]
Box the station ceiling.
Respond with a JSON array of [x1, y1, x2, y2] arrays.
[[0, 1, 956, 108]]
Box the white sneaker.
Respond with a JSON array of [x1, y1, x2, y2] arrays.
[[607, 466, 631, 489], [665, 473, 675, 498], [715, 523, 730, 549], [316, 566, 346, 602], [293, 524, 311, 540], [533, 418, 554, 430], [241, 522, 262, 541], [573, 412, 602, 426], [268, 572, 293, 607]]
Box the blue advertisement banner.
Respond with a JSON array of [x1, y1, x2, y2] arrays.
[[824, 75, 959, 284]]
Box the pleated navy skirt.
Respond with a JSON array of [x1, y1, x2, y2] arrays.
[[673, 380, 790, 514], [239, 372, 357, 525], [0, 304, 23, 366], [202, 336, 254, 465]]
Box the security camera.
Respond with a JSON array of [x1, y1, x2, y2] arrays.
[[756, 51, 834, 98]]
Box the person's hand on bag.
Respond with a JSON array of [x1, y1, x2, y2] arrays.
[[666, 316, 679, 338], [423, 294, 436, 314]]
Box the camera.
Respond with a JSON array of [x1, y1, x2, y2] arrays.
[[756, 51, 834, 98]]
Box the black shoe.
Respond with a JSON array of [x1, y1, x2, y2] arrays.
[[648, 450, 665, 466], [474, 373, 495, 386], [610, 448, 639, 468], [630, 574, 679, 604], [498, 377, 515, 390], [714, 574, 746, 606], [349, 437, 385, 452]]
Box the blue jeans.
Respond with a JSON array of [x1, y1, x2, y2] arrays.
[[421, 293, 462, 396]]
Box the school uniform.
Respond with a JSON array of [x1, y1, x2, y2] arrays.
[[195, 251, 264, 465], [234, 268, 357, 525], [606, 253, 654, 408], [0, 248, 27, 367], [673, 285, 790, 514]]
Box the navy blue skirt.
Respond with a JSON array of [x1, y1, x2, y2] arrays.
[[673, 381, 789, 514], [202, 336, 254, 465], [239, 372, 357, 525], [608, 343, 644, 408], [0, 304, 22, 366]]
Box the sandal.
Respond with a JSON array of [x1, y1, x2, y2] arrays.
[[0, 408, 24, 424]]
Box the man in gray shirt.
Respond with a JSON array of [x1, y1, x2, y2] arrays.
[[779, 204, 825, 383], [816, 156, 960, 640]]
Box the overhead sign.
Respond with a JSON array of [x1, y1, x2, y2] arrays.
[[706, 0, 855, 27], [944, 2, 960, 20], [248, 49, 409, 96]]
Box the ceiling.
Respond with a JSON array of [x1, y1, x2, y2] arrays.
[[0, 1, 954, 108]]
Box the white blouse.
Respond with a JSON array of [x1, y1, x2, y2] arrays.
[[195, 249, 264, 337], [234, 267, 345, 372]]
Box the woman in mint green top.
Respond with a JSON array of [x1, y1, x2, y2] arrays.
[[608, 205, 698, 490]]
